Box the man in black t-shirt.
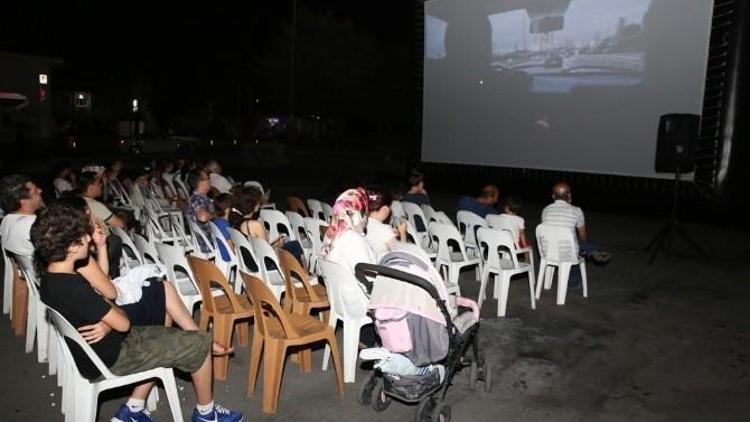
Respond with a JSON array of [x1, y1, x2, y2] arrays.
[[32, 204, 242, 422]]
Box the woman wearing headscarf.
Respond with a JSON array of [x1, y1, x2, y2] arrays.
[[320, 187, 377, 276]]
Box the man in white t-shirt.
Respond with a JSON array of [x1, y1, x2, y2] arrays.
[[0, 175, 45, 257], [206, 160, 234, 194], [541, 182, 610, 286], [78, 171, 126, 229]]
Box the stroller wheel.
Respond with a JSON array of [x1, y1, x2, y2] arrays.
[[358, 374, 378, 406], [371, 378, 392, 412], [469, 361, 478, 390], [483, 361, 493, 393], [415, 396, 436, 422], [431, 401, 451, 422]]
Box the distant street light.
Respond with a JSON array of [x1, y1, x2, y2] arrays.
[[132, 98, 139, 113]]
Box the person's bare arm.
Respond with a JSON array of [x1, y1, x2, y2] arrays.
[[100, 305, 130, 332], [576, 225, 588, 243], [92, 220, 109, 276], [77, 256, 118, 300]]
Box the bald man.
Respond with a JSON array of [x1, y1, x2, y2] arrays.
[[457, 184, 500, 218], [541, 182, 610, 278]]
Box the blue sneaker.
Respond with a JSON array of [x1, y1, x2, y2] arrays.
[[190, 403, 243, 422], [111, 404, 154, 422]]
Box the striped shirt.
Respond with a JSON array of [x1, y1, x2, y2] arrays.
[[541, 200, 585, 230]]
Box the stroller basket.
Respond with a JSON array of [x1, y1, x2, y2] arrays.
[[382, 370, 441, 401]]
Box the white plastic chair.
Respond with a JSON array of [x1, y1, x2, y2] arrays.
[[48, 308, 182, 422], [402, 201, 430, 245], [433, 211, 454, 225], [306, 199, 326, 222], [487, 213, 535, 273], [155, 242, 203, 314], [476, 228, 535, 316], [132, 233, 162, 265], [286, 211, 312, 263], [321, 202, 334, 224], [229, 228, 263, 284], [390, 200, 405, 224], [208, 222, 238, 286], [404, 220, 437, 260], [429, 222, 481, 295], [259, 209, 293, 243], [110, 226, 143, 272], [421, 204, 437, 225], [187, 219, 215, 260], [303, 217, 328, 274], [2, 246, 12, 315], [535, 224, 587, 305], [456, 210, 487, 257], [248, 236, 286, 300], [319, 259, 373, 383], [12, 255, 53, 364]]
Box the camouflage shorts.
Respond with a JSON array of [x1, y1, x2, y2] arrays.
[[110, 326, 211, 376]]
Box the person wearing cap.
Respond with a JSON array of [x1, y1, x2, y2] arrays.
[[457, 184, 500, 218]]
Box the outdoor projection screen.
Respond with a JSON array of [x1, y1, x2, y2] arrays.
[[421, 0, 714, 179]]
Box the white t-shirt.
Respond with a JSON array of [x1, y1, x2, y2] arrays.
[[327, 230, 376, 276], [366, 218, 397, 259], [0, 213, 36, 256], [210, 173, 233, 194], [492, 213, 525, 243], [541, 200, 585, 230], [53, 178, 74, 196]]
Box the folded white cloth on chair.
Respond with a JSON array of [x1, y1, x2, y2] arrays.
[[113, 264, 166, 305]]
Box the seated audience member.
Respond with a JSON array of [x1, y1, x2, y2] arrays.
[[206, 160, 234, 194], [78, 171, 126, 229], [212, 193, 235, 262], [321, 188, 377, 277], [496, 196, 529, 248], [101, 160, 125, 203], [229, 186, 305, 265], [541, 182, 610, 286], [53, 163, 76, 197], [186, 168, 215, 254], [0, 174, 45, 259], [365, 186, 407, 259], [457, 184, 500, 218], [402, 169, 430, 206], [31, 204, 242, 422]]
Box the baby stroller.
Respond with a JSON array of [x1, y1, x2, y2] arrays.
[[354, 248, 492, 422]]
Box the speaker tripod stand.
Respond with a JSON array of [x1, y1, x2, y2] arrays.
[[644, 167, 709, 264]]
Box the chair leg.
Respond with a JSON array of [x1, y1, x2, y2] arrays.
[[261, 339, 286, 414], [527, 269, 536, 310], [161, 372, 185, 422], [325, 332, 345, 398], [477, 267, 490, 309], [580, 261, 588, 298], [321, 315, 338, 371], [496, 274, 511, 317], [236, 319, 249, 347], [37, 307, 50, 363], [557, 264, 571, 305], [342, 322, 360, 383], [544, 266, 555, 290], [212, 317, 232, 380], [25, 297, 36, 354], [247, 327, 264, 398], [535, 261, 546, 300]]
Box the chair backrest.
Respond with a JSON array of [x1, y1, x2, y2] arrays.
[[259, 209, 293, 242], [229, 228, 262, 277], [248, 237, 285, 287], [486, 214, 520, 247], [110, 226, 143, 269], [306, 199, 326, 221], [47, 307, 116, 379], [244, 180, 265, 195], [421, 204, 437, 225], [286, 196, 309, 217], [154, 242, 199, 297], [188, 219, 215, 256], [476, 227, 519, 269], [319, 259, 368, 319], [404, 219, 430, 249], [173, 178, 191, 202], [188, 256, 244, 314], [303, 217, 328, 248], [456, 210, 487, 247], [277, 248, 323, 303], [241, 272, 299, 339], [428, 222, 470, 263], [536, 224, 579, 263], [402, 201, 429, 235], [321, 202, 334, 224], [284, 211, 308, 243], [132, 233, 162, 265], [390, 200, 405, 221]]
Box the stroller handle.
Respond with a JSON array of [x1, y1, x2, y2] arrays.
[[354, 262, 453, 326]]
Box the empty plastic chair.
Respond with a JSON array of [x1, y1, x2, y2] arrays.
[[155, 242, 203, 314], [302, 217, 329, 274], [402, 201, 430, 244], [248, 236, 286, 300], [229, 228, 264, 282], [306, 198, 326, 221], [132, 233, 162, 265], [429, 222, 481, 294], [321, 202, 334, 223], [259, 209, 293, 243], [110, 226, 143, 272]]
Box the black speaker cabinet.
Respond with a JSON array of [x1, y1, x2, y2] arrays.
[[655, 113, 700, 173]]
